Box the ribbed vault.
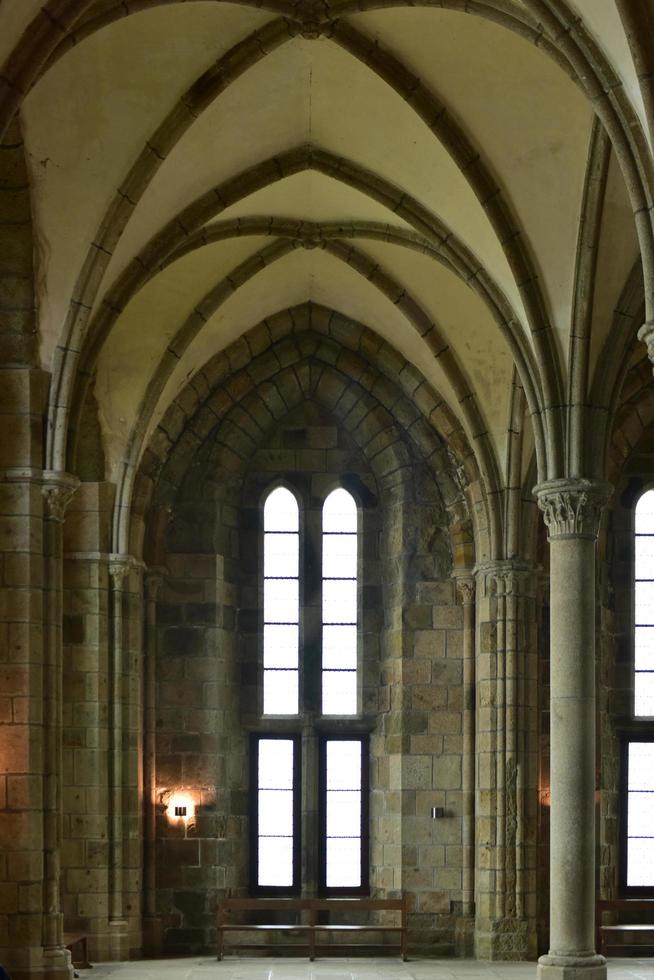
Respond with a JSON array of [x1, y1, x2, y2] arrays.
[[1, 0, 653, 564]]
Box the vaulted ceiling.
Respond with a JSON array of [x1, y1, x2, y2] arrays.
[[2, 0, 653, 555]]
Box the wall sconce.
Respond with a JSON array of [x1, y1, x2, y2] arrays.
[[166, 792, 195, 823], [431, 806, 445, 819]]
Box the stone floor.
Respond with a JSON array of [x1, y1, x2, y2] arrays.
[[79, 957, 654, 980]]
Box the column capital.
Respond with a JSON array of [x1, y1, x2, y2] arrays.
[[109, 553, 143, 586], [41, 470, 79, 523], [475, 557, 534, 596], [454, 573, 475, 604], [637, 320, 654, 364], [145, 566, 166, 600], [534, 478, 612, 541]]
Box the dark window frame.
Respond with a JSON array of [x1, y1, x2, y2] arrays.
[[249, 732, 302, 896], [318, 732, 370, 897]]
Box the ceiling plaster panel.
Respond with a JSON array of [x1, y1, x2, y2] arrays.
[[349, 7, 593, 366], [101, 37, 314, 292], [358, 239, 512, 470], [102, 35, 527, 334], [20, 3, 268, 371], [589, 149, 640, 389], [137, 248, 469, 477], [306, 38, 525, 327], [96, 235, 270, 478], [567, 0, 649, 151], [215, 170, 413, 228]]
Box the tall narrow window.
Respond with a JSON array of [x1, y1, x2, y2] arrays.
[[251, 735, 300, 892], [635, 490, 654, 717], [320, 736, 368, 894], [322, 488, 357, 715], [263, 487, 299, 715]]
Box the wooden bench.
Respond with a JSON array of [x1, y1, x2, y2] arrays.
[[597, 899, 654, 957], [217, 896, 407, 961], [63, 931, 92, 970]]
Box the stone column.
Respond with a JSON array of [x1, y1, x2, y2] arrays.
[[107, 557, 130, 960], [535, 479, 611, 980], [474, 559, 537, 960], [455, 574, 475, 919], [143, 568, 163, 954], [41, 473, 79, 974]]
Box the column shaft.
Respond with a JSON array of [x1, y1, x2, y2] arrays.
[[536, 478, 610, 980], [548, 536, 596, 957]]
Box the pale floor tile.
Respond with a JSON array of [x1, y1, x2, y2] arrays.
[[80, 957, 654, 980]]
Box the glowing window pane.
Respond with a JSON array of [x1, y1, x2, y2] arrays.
[[258, 739, 294, 789], [627, 837, 654, 887], [265, 533, 299, 578], [327, 741, 362, 790], [263, 488, 299, 716], [259, 789, 294, 837], [322, 625, 357, 670], [264, 578, 299, 624], [636, 535, 654, 580], [323, 489, 357, 533], [322, 670, 357, 716], [327, 792, 361, 838], [263, 670, 298, 715], [325, 838, 361, 888], [636, 581, 654, 626], [324, 738, 364, 889], [264, 487, 298, 532], [628, 791, 654, 837], [626, 742, 654, 888], [323, 534, 357, 579], [258, 837, 294, 888], [256, 738, 296, 888], [635, 628, 654, 671], [264, 624, 298, 669], [635, 673, 654, 718], [323, 579, 357, 625]]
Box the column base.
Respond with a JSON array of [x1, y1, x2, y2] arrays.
[[538, 953, 607, 979], [475, 917, 535, 960], [1, 944, 74, 980], [108, 918, 130, 960]]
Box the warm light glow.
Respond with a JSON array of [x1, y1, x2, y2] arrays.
[[166, 792, 195, 822]]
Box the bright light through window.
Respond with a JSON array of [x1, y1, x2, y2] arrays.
[[626, 741, 654, 887], [322, 489, 357, 715], [263, 488, 299, 715], [256, 738, 296, 888], [635, 491, 654, 716], [324, 739, 363, 888]]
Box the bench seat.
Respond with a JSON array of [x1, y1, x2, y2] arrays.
[[597, 899, 654, 957], [217, 897, 407, 961]]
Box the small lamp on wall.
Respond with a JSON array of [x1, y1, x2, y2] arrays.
[[166, 792, 195, 823]]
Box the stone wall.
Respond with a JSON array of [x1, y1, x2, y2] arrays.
[[154, 552, 233, 955], [151, 394, 471, 954]]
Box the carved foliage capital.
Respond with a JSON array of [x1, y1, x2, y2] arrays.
[[109, 553, 137, 588], [455, 576, 475, 604], [41, 471, 79, 523], [475, 559, 533, 597], [534, 478, 612, 540]]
